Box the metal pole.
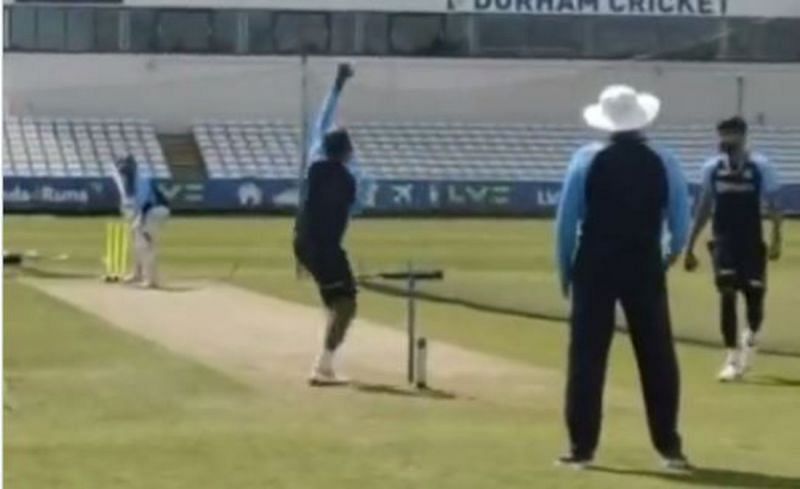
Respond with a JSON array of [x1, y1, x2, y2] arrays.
[[719, 18, 731, 60], [297, 52, 310, 202], [407, 261, 416, 384], [294, 52, 310, 278], [736, 75, 745, 117]]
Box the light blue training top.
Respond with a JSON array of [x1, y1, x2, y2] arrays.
[[112, 158, 161, 216], [134, 172, 158, 212]]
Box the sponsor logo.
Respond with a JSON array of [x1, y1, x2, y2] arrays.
[[428, 184, 441, 206], [158, 182, 204, 204], [447, 0, 471, 10], [390, 184, 415, 205], [450, 0, 727, 15], [238, 182, 264, 207], [443, 183, 512, 206], [537, 189, 561, 207], [3, 184, 90, 204], [360, 181, 379, 209], [715, 181, 756, 193], [272, 187, 301, 207]]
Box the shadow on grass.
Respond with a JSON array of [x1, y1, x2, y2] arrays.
[[741, 375, 800, 388], [359, 281, 800, 359], [350, 381, 460, 401], [591, 466, 800, 488]]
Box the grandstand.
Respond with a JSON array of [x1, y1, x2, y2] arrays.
[[193, 120, 298, 180], [5, 117, 800, 184], [3, 0, 800, 214], [2, 117, 169, 179]]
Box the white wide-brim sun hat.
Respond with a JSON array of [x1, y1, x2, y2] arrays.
[[583, 85, 661, 132]]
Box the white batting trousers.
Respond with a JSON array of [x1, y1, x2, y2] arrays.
[[132, 206, 170, 286]]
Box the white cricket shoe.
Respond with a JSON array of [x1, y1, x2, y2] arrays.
[[308, 366, 349, 387], [717, 350, 742, 382], [555, 454, 593, 470], [739, 330, 759, 375], [662, 454, 694, 472], [123, 264, 143, 285], [308, 351, 349, 387], [123, 274, 143, 285]]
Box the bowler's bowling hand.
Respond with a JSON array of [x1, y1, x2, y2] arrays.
[[768, 240, 782, 261], [683, 251, 699, 272], [335, 63, 355, 90]]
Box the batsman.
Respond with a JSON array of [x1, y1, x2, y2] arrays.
[[110, 155, 171, 288], [294, 63, 364, 386]]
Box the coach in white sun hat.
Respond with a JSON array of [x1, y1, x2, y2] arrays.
[[583, 84, 661, 132], [554, 84, 693, 470]]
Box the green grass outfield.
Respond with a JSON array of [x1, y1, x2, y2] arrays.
[[5, 216, 800, 488]]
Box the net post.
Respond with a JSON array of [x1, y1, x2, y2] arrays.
[[294, 52, 310, 279]]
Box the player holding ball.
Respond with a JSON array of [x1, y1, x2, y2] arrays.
[[294, 63, 362, 386]]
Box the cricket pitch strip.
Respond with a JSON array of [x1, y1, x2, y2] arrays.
[[25, 278, 555, 402]]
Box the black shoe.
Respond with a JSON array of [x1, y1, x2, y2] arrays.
[[555, 454, 593, 470], [662, 454, 694, 472]]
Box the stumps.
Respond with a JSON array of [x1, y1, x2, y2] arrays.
[[375, 264, 444, 389], [104, 221, 130, 282]]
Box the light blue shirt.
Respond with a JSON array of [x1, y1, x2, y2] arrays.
[[306, 81, 369, 214], [113, 159, 158, 215], [555, 142, 691, 296], [307, 84, 342, 164], [555, 143, 600, 296], [134, 173, 157, 213]]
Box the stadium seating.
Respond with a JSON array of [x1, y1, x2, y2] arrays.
[[193, 120, 800, 184], [193, 120, 299, 180], [5, 117, 798, 184], [2, 116, 169, 178]]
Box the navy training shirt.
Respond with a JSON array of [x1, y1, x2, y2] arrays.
[[701, 153, 780, 248], [581, 134, 670, 259], [295, 159, 356, 249]]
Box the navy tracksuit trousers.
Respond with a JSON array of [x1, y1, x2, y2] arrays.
[[566, 252, 682, 459]]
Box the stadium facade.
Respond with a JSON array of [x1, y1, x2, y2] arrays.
[[3, 0, 800, 214]]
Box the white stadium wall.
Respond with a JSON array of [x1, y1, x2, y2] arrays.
[[5, 53, 800, 132]]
